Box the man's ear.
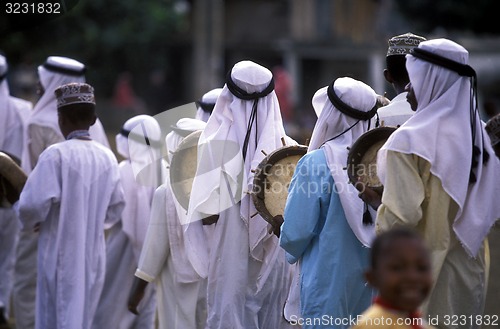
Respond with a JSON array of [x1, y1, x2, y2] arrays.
[[91, 113, 97, 126], [383, 69, 394, 84], [365, 269, 376, 288]]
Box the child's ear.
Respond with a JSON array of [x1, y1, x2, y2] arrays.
[[365, 269, 376, 287]]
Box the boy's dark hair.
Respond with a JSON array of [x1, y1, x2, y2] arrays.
[[386, 55, 410, 86], [58, 103, 95, 125], [371, 227, 422, 269]]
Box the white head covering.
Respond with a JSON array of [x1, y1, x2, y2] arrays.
[[308, 77, 378, 247], [0, 54, 8, 82], [378, 38, 500, 257], [22, 56, 109, 171], [115, 114, 163, 187], [186, 60, 290, 276], [195, 87, 223, 123], [165, 117, 207, 164], [0, 55, 14, 152], [31, 56, 86, 131]]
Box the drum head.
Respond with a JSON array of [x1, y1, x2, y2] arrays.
[[347, 127, 396, 193], [252, 145, 307, 224], [169, 130, 202, 210], [0, 152, 27, 207]]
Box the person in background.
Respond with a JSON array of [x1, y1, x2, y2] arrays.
[[187, 61, 295, 329], [14, 56, 110, 329], [0, 53, 32, 329], [352, 227, 434, 329], [486, 113, 500, 159], [92, 115, 163, 329], [195, 87, 223, 123], [280, 77, 379, 329], [15, 82, 124, 329], [376, 32, 426, 128], [128, 118, 208, 329]]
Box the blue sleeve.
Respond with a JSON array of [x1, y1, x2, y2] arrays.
[[279, 151, 330, 263]]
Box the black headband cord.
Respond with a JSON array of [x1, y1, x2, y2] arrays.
[[226, 71, 275, 161], [196, 101, 215, 114], [327, 81, 378, 121], [411, 48, 488, 183], [120, 128, 162, 149], [43, 62, 86, 77]]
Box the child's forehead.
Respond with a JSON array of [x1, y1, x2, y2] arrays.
[[379, 237, 428, 258]]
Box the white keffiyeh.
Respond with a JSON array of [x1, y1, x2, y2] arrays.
[[378, 38, 500, 257], [308, 77, 378, 247]]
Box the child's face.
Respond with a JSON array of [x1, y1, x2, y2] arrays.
[[367, 237, 432, 313]]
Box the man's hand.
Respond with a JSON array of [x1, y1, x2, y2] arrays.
[[128, 277, 149, 315], [268, 215, 284, 238], [354, 179, 382, 211]]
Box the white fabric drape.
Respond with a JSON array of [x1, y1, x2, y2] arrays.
[[378, 38, 500, 257], [22, 58, 109, 171], [0, 56, 29, 161], [187, 60, 292, 277], [195, 88, 223, 123], [166, 118, 207, 282], [308, 77, 378, 247]]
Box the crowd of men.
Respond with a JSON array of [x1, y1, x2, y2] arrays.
[[0, 32, 499, 329]]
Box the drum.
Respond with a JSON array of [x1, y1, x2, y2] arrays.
[[169, 130, 202, 211], [252, 145, 308, 225], [346, 127, 396, 193], [0, 151, 27, 207]]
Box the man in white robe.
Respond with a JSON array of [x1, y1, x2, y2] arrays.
[[0, 54, 32, 327], [195, 88, 223, 123], [128, 118, 208, 329], [14, 56, 110, 329], [15, 82, 124, 329], [92, 115, 163, 329], [360, 39, 500, 328], [187, 61, 294, 329], [375, 33, 426, 128]]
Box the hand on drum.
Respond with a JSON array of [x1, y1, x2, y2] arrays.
[[354, 178, 382, 211], [268, 215, 284, 238]]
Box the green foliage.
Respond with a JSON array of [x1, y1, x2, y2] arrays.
[[395, 0, 500, 34], [1, 0, 189, 97]]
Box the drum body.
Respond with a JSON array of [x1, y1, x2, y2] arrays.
[[346, 127, 396, 194], [252, 145, 307, 225], [169, 130, 202, 211], [0, 151, 27, 207]]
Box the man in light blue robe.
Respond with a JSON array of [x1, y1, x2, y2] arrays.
[[280, 77, 379, 328]]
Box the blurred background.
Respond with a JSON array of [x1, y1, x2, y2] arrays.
[[1, 0, 500, 324], [1, 0, 500, 144]]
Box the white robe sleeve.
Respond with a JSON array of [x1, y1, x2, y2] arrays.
[[16, 149, 61, 230], [104, 170, 125, 230], [135, 185, 169, 283]]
